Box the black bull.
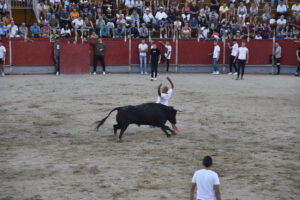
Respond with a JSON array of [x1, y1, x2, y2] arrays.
[[95, 103, 178, 140]]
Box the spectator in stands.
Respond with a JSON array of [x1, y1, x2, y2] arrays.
[[275, 32, 285, 39], [30, 22, 41, 38], [72, 15, 84, 30], [292, 1, 300, 16], [80, 1, 92, 18], [50, 29, 59, 40], [156, 6, 168, 21], [210, 0, 220, 14], [104, 7, 116, 38], [276, 1, 287, 19], [189, 16, 199, 37], [44, 1, 52, 21], [237, 2, 247, 26], [190, 1, 199, 19], [100, 24, 111, 38], [115, 15, 126, 38], [271, 0, 280, 9], [219, 3, 229, 21], [2, 12, 12, 25], [90, 31, 98, 38], [0, 21, 7, 37], [181, 23, 192, 39], [41, 22, 50, 38], [136, 0, 144, 15], [49, 14, 60, 30], [169, 0, 179, 10], [96, 15, 105, 35], [168, 7, 178, 23], [84, 16, 94, 33], [60, 8, 71, 28], [90, 38, 107, 75], [208, 9, 219, 30], [52, 1, 62, 19], [262, 22, 270, 38], [128, 23, 139, 38], [37, 0, 45, 23], [228, 3, 235, 20], [143, 0, 152, 11], [19, 22, 28, 38], [125, 0, 135, 11], [0, 0, 7, 16], [158, 18, 168, 38], [139, 22, 149, 38], [276, 15, 286, 35], [249, 3, 258, 23], [173, 16, 182, 38], [131, 10, 140, 29], [70, 8, 80, 20], [181, 2, 191, 21], [262, 3, 271, 23], [143, 8, 156, 31], [53, 37, 60, 76], [61, 24, 71, 38], [103, 0, 113, 13], [7, 21, 18, 38], [138, 39, 148, 74]]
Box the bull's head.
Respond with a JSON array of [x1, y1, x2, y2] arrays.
[[168, 106, 177, 125]]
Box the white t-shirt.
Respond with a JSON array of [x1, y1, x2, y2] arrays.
[[7, 25, 18, 37], [72, 18, 84, 29], [292, 4, 300, 12], [277, 19, 286, 25], [237, 47, 249, 60], [0, 46, 6, 59], [164, 45, 172, 59], [192, 169, 220, 200], [155, 11, 168, 21], [213, 45, 220, 59], [231, 43, 238, 56], [156, 88, 173, 106], [138, 43, 148, 56], [277, 4, 287, 13], [143, 13, 154, 23]]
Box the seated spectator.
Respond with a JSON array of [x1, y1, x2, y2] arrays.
[[30, 22, 41, 38], [128, 23, 139, 38], [116, 9, 124, 19], [292, 26, 299, 38], [255, 32, 263, 39], [198, 15, 208, 28], [41, 22, 50, 38], [115, 15, 126, 38], [237, 2, 247, 25], [190, 1, 199, 19], [103, 0, 113, 13], [7, 21, 18, 38], [292, 1, 300, 17], [60, 8, 71, 28], [181, 2, 191, 21], [104, 8, 115, 36], [0, 21, 6, 37], [2, 12, 12, 25], [19, 22, 28, 38], [275, 32, 285, 39], [125, 0, 135, 11], [204, 5, 211, 19], [50, 29, 59, 39], [83, 16, 94, 36], [168, 8, 178, 23], [156, 6, 168, 21], [199, 8, 207, 19], [158, 18, 168, 38], [72, 15, 84, 37], [80, 1, 92, 18], [70, 8, 80, 21], [228, 3, 235, 20], [96, 15, 105, 35], [100, 24, 111, 38], [44, 1, 52, 21], [94, 7, 103, 21], [169, 0, 179, 10], [276, 1, 287, 19], [262, 22, 270, 38], [90, 31, 98, 38], [0, 0, 7, 16], [139, 23, 149, 38], [181, 23, 191, 39], [262, 3, 271, 23], [51, 2, 62, 19], [189, 16, 199, 37], [276, 15, 286, 35], [210, 0, 220, 13], [173, 16, 182, 38], [136, 0, 144, 15], [49, 14, 60, 30], [36, 1, 45, 22], [131, 10, 140, 28], [143, 8, 156, 31], [61, 24, 71, 38], [143, 0, 152, 11], [219, 3, 229, 20], [249, 3, 258, 23], [209, 9, 219, 25], [271, 0, 280, 9], [285, 31, 296, 39], [293, 14, 300, 28]]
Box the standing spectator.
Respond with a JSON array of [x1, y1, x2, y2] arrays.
[[190, 156, 221, 200], [211, 39, 220, 75], [227, 39, 238, 75], [0, 21, 7, 37], [53, 37, 60, 76], [90, 38, 107, 75], [150, 42, 161, 81], [276, 1, 287, 19], [7, 21, 18, 38], [19, 22, 28, 38], [273, 42, 282, 75], [61, 24, 71, 38], [295, 46, 300, 76], [0, 40, 6, 77], [234, 40, 249, 80], [181, 2, 191, 21], [143, 8, 156, 31], [139, 23, 149, 38], [159, 40, 172, 72], [138, 39, 148, 74], [30, 22, 41, 38]]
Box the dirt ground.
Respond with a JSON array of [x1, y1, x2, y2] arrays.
[[0, 73, 299, 200]]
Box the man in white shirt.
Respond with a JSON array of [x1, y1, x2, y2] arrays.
[[211, 39, 220, 75], [276, 15, 286, 34], [234, 40, 249, 80], [276, 1, 287, 18], [292, 1, 300, 16], [138, 39, 148, 74], [72, 16, 84, 39], [125, 0, 135, 10], [0, 40, 6, 77], [155, 7, 168, 21], [190, 156, 221, 200], [159, 40, 172, 72], [227, 39, 238, 75], [143, 8, 156, 31], [7, 21, 18, 38], [157, 76, 174, 106]]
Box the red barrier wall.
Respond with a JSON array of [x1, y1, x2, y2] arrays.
[[276, 40, 298, 66], [2, 39, 9, 64]]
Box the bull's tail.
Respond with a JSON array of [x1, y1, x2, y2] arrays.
[[95, 107, 120, 131]]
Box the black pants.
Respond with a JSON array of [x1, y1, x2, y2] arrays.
[[229, 55, 237, 73], [275, 58, 281, 75], [237, 59, 246, 78], [93, 55, 105, 72], [161, 55, 170, 72], [296, 61, 300, 74], [151, 61, 158, 78]]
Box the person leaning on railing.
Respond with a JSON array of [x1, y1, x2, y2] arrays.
[[30, 22, 41, 38], [19, 22, 28, 38], [0, 21, 7, 37]]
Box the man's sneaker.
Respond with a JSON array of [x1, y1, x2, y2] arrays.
[[1, 72, 5, 77], [103, 72, 106, 75], [144, 72, 148, 75], [164, 34, 167, 38], [150, 77, 154, 81], [93, 72, 96, 75], [154, 77, 157, 81], [228, 72, 233, 75], [211, 71, 216, 75], [56, 72, 59, 76], [233, 72, 237, 75], [215, 71, 220, 75], [295, 73, 299, 76], [160, 34, 162, 38]]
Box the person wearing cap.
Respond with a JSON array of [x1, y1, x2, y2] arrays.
[[0, 40, 6, 77], [53, 37, 60, 76], [143, 8, 156, 31], [7, 21, 18, 38], [190, 156, 221, 200], [30, 22, 41, 38], [155, 6, 168, 21], [0, 21, 7, 37], [139, 23, 149, 38], [90, 38, 107, 75], [19, 22, 28, 38], [104, 7, 116, 38]]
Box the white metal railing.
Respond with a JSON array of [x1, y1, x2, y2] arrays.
[[11, 0, 32, 9], [32, 0, 39, 22], [7, 0, 12, 16]]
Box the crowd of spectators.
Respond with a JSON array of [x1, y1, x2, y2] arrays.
[[0, 0, 300, 40]]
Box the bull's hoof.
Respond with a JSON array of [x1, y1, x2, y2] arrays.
[[166, 134, 171, 138], [171, 131, 177, 135]]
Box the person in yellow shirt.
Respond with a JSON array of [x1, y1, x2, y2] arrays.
[[70, 8, 79, 21], [219, 3, 229, 20]]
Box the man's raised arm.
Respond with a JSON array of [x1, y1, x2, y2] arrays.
[[166, 76, 174, 89], [158, 83, 162, 96]]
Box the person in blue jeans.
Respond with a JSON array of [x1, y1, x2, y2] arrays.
[[53, 37, 60, 76], [138, 39, 148, 74], [210, 39, 220, 75]]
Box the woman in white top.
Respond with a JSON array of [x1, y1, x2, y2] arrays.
[[234, 40, 249, 80]]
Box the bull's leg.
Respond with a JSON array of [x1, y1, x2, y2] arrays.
[[118, 124, 129, 141], [113, 124, 121, 136], [160, 127, 171, 138], [164, 125, 176, 135]]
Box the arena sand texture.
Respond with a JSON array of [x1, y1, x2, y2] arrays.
[[0, 74, 299, 200]]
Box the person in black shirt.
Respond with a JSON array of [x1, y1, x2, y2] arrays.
[[150, 42, 161, 81], [190, 1, 199, 19], [210, 0, 220, 13]]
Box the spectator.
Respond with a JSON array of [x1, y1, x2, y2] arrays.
[[262, 22, 270, 38], [249, 3, 258, 23], [104, 7, 116, 37], [0, 21, 7, 37], [90, 31, 98, 38], [96, 15, 105, 35], [80, 1, 92, 18], [90, 38, 107, 75], [190, 156, 221, 200], [0, 0, 7, 16], [61, 24, 71, 38], [60, 8, 71, 28], [0, 40, 6, 77], [189, 16, 198, 37], [83, 16, 94, 33], [156, 6, 168, 21], [174, 16, 182, 38], [169, 0, 179, 10], [275, 32, 285, 39], [181, 2, 191, 21], [19, 22, 28, 38], [30, 22, 41, 38], [131, 10, 140, 28], [2, 12, 12, 25], [72, 16, 84, 37], [255, 32, 263, 39], [181, 23, 191, 39], [271, 0, 280, 9], [138, 39, 148, 74], [276, 15, 286, 35], [168, 7, 178, 23], [49, 14, 60, 30], [70, 8, 79, 20], [276, 1, 287, 19], [228, 3, 235, 20], [125, 0, 135, 11], [7, 21, 18, 38], [143, 0, 152, 11], [41, 22, 50, 38], [44, 1, 52, 21], [50, 29, 59, 40], [128, 23, 139, 38], [293, 14, 300, 29], [53, 37, 60, 76], [103, 0, 113, 13], [237, 2, 247, 25], [136, 0, 144, 15], [292, 1, 300, 17], [273, 42, 282, 75], [115, 15, 126, 38], [262, 3, 271, 23], [158, 18, 168, 38], [100, 24, 111, 38], [190, 1, 199, 19], [143, 8, 156, 31], [210, 0, 220, 13], [219, 3, 229, 20], [139, 23, 149, 38], [51, 2, 62, 19], [36, 1, 45, 22]]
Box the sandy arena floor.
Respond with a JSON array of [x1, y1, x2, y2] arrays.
[[0, 73, 299, 200]]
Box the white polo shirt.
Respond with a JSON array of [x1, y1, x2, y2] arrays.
[[156, 89, 173, 106], [138, 43, 148, 56], [0, 45, 6, 59], [213, 45, 220, 59], [237, 47, 249, 60], [164, 45, 172, 59], [155, 11, 168, 21], [231, 43, 238, 56], [277, 4, 287, 13], [72, 18, 83, 29]]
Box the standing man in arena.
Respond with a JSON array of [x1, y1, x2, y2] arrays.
[[211, 39, 220, 75], [53, 37, 60, 76], [234, 40, 249, 80], [90, 38, 107, 75], [295, 46, 300, 76], [190, 156, 221, 200], [0, 40, 6, 77], [274, 42, 282, 75], [159, 40, 172, 72], [227, 39, 238, 75], [138, 39, 148, 75], [150, 42, 161, 81]]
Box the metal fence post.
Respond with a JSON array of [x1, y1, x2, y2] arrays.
[[129, 37, 131, 72], [223, 38, 226, 73], [272, 34, 275, 75], [175, 38, 178, 72], [9, 38, 12, 73]]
